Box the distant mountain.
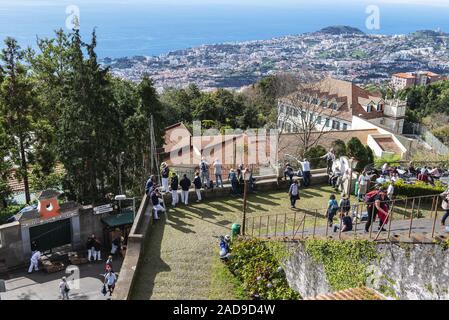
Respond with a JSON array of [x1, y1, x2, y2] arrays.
[[411, 29, 448, 37], [314, 25, 365, 35]]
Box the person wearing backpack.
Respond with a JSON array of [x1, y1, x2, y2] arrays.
[[193, 171, 202, 202], [59, 276, 70, 300], [440, 191, 449, 227], [339, 194, 351, 216], [288, 180, 300, 209], [364, 187, 382, 233], [326, 194, 339, 227], [199, 158, 210, 188], [228, 169, 238, 195]]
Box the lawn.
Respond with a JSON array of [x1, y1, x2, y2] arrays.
[[130, 184, 439, 299]]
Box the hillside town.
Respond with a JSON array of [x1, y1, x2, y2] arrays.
[[103, 27, 449, 91]]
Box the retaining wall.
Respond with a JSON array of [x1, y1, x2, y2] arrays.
[[284, 241, 449, 300]]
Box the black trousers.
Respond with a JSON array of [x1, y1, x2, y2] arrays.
[[327, 159, 333, 174], [290, 195, 297, 207], [441, 209, 449, 225], [365, 205, 376, 232], [303, 171, 311, 187]]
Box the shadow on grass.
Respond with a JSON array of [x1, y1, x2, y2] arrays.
[[129, 214, 170, 300]]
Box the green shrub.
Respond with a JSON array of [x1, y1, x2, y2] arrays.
[[304, 145, 326, 168], [346, 137, 374, 171], [382, 179, 446, 198], [227, 237, 300, 300], [305, 239, 378, 291], [0, 205, 22, 225], [332, 139, 347, 158]]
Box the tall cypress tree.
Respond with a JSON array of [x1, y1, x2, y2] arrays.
[[0, 38, 38, 203]]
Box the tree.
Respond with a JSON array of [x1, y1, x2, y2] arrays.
[[277, 78, 340, 157], [332, 139, 347, 158], [346, 137, 373, 171], [0, 38, 39, 203], [56, 30, 122, 203], [0, 123, 12, 208], [304, 145, 327, 168]]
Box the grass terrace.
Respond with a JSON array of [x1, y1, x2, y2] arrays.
[[130, 184, 440, 300]]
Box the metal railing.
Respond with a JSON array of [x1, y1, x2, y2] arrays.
[[244, 194, 447, 242]]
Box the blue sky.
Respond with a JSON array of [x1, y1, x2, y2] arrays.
[[1, 0, 448, 7]]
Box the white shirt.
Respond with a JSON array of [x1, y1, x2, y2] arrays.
[[59, 281, 69, 293], [301, 161, 310, 172], [289, 183, 299, 196], [31, 251, 41, 263], [105, 272, 117, 286], [213, 162, 222, 174], [359, 174, 369, 185], [387, 184, 394, 196]]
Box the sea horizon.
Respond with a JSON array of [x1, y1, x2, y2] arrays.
[[1, 0, 449, 58]]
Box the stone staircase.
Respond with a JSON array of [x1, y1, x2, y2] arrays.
[[305, 286, 385, 300]]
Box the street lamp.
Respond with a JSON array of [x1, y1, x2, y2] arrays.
[[242, 169, 251, 236]]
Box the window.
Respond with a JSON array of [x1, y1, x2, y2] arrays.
[[301, 111, 306, 119], [331, 103, 338, 110], [366, 104, 373, 112], [343, 123, 348, 130], [325, 118, 330, 127], [293, 109, 298, 117], [316, 116, 322, 124], [377, 103, 383, 112], [280, 105, 285, 113], [332, 120, 340, 130]]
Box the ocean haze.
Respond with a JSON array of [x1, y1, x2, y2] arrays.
[[0, 0, 448, 58]]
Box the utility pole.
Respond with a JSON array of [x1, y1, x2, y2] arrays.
[[118, 152, 124, 195], [242, 169, 250, 235]]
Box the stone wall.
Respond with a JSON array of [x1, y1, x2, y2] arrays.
[[113, 194, 152, 300], [283, 241, 449, 300], [78, 206, 109, 249], [0, 221, 24, 269]]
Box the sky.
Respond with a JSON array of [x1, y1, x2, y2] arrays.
[[1, 0, 448, 58], [1, 0, 449, 7]]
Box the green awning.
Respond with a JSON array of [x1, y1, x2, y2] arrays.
[[101, 210, 135, 227]]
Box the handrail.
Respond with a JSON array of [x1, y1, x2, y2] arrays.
[[246, 193, 446, 242]]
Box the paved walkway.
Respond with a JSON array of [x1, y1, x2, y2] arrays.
[[130, 200, 241, 300], [0, 258, 123, 300], [264, 217, 449, 241]]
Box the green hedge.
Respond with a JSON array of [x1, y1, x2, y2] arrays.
[[382, 179, 446, 198], [227, 237, 300, 300]]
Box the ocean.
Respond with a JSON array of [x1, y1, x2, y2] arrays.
[[1, 0, 449, 58]]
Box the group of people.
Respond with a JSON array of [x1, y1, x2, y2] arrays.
[[57, 255, 116, 300], [283, 158, 311, 187], [381, 162, 448, 186], [144, 159, 256, 219]]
